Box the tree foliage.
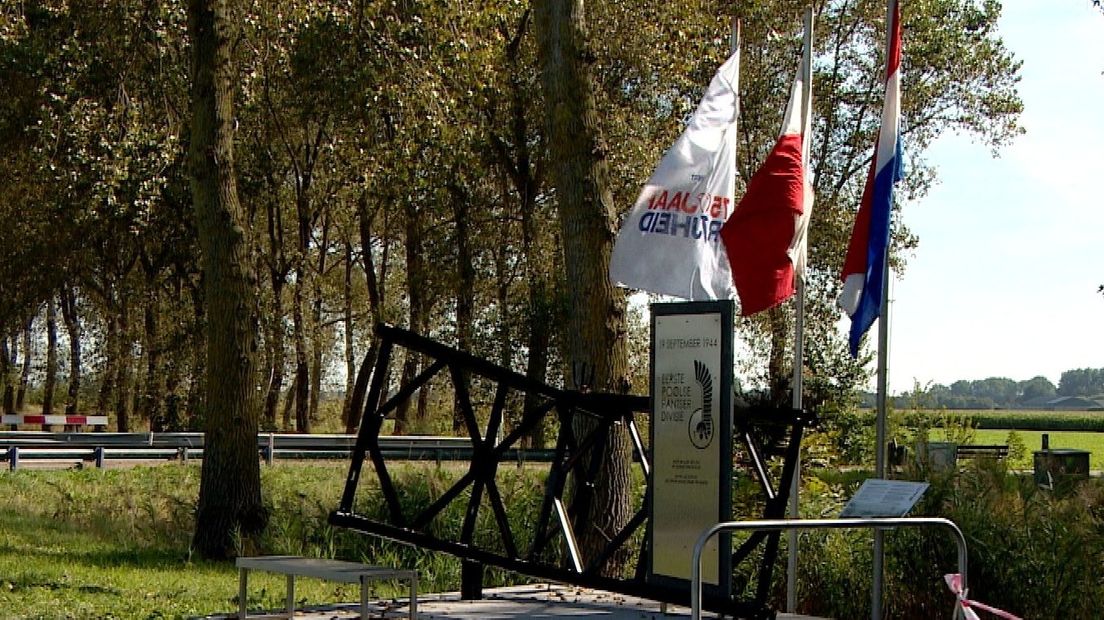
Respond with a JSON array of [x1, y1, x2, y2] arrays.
[[1, 2, 1023, 446], [1057, 367, 1104, 398], [891, 368, 1104, 409]]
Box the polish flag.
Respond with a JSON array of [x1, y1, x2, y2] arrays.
[[839, 2, 904, 357], [720, 65, 813, 316]]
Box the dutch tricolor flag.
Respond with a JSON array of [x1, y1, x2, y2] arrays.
[[839, 2, 904, 357]]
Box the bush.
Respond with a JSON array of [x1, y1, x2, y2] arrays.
[[794, 461, 1104, 618]]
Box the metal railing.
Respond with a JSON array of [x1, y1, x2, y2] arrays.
[[1, 432, 555, 470], [690, 517, 968, 620]]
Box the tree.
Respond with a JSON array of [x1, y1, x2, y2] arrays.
[[533, 0, 633, 576], [59, 284, 82, 414], [1058, 368, 1104, 397], [0, 1, 1025, 444], [585, 0, 1022, 403], [1019, 376, 1056, 403], [42, 295, 58, 416], [188, 0, 267, 559]]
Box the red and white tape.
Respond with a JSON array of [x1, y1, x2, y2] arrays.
[[945, 573, 1022, 620]]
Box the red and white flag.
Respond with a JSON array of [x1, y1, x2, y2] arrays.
[[720, 66, 813, 316]]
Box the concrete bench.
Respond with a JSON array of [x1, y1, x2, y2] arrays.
[[236, 555, 417, 619]]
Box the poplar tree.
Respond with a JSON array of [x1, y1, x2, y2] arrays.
[[187, 0, 267, 559]]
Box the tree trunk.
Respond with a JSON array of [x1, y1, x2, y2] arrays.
[[290, 139, 315, 433], [344, 342, 378, 434], [114, 299, 133, 432], [451, 181, 475, 434], [340, 241, 357, 428], [292, 272, 310, 433], [492, 241, 512, 442], [309, 214, 330, 425], [281, 376, 296, 429], [346, 189, 388, 434], [60, 284, 82, 414], [1, 337, 13, 415], [534, 0, 632, 577], [521, 205, 552, 447], [16, 318, 31, 412], [143, 290, 165, 431], [395, 195, 426, 435], [394, 351, 418, 435], [493, 242, 511, 370], [188, 0, 267, 559], [263, 279, 285, 430], [185, 281, 206, 430], [768, 308, 790, 408], [262, 181, 288, 430], [97, 313, 118, 416], [494, 14, 552, 447], [43, 296, 58, 417], [163, 343, 184, 431]]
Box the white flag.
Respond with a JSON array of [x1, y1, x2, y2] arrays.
[[609, 52, 740, 301]]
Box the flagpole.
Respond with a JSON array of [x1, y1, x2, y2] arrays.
[[871, 2, 897, 618], [786, 6, 814, 615], [730, 15, 740, 56]]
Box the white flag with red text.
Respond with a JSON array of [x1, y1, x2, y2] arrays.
[[608, 52, 740, 301]]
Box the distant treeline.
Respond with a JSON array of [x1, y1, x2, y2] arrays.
[[863, 367, 1104, 410]]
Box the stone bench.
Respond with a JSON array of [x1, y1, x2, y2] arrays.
[[236, 555, 417, 619]]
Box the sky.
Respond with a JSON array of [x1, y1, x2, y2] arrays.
[[880, 1, 1104, 394]]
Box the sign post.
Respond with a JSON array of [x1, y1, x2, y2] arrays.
[[648, 301, 733, 601]]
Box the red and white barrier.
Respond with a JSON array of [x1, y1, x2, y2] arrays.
[[2, 414, 108, 426], [945, 573, 1022, 620]]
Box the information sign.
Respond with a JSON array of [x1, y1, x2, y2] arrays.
[[648, 301, 732, 596], [840, 479, 929, 518]]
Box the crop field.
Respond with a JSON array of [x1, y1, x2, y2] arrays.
[[900, 408, 1104, 431]]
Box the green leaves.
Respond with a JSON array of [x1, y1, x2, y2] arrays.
[[0, 0, 1024, 428]]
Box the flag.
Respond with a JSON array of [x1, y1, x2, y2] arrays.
[[720, 64, 813, 316], [609, 52, 740, 301], [839, 2, 904, 357]]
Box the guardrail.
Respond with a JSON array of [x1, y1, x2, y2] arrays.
[[0, 432, 556, 470], [689, 517, 968, 620]]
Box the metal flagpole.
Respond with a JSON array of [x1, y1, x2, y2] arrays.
[[730, 16, 741, 57], [786, 6, 814, 614], [871, 3, 898, 617], [871, 251, 891, 620]]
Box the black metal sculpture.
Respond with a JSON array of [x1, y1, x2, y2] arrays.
[[330, 324, 814, 619]]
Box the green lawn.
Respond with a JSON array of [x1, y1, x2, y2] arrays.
[[927, 428, 1104, 471], [0, 464, 391, 619]]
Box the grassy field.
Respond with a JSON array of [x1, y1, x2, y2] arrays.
[[3, 450, 1102, 619], [0, 463, 410, 619], [924, 428, 1104, 471], [900, 408, 1104, 431]]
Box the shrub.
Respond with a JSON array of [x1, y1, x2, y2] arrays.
[[794, 462, 1104, 618]]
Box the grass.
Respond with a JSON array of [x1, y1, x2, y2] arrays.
[[929, 428, 1104, 471], [3, 450, 1102, 619], [0, 460, 561, 619], [887, 408, 1104, 470], [0, 463, 417, 619]]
